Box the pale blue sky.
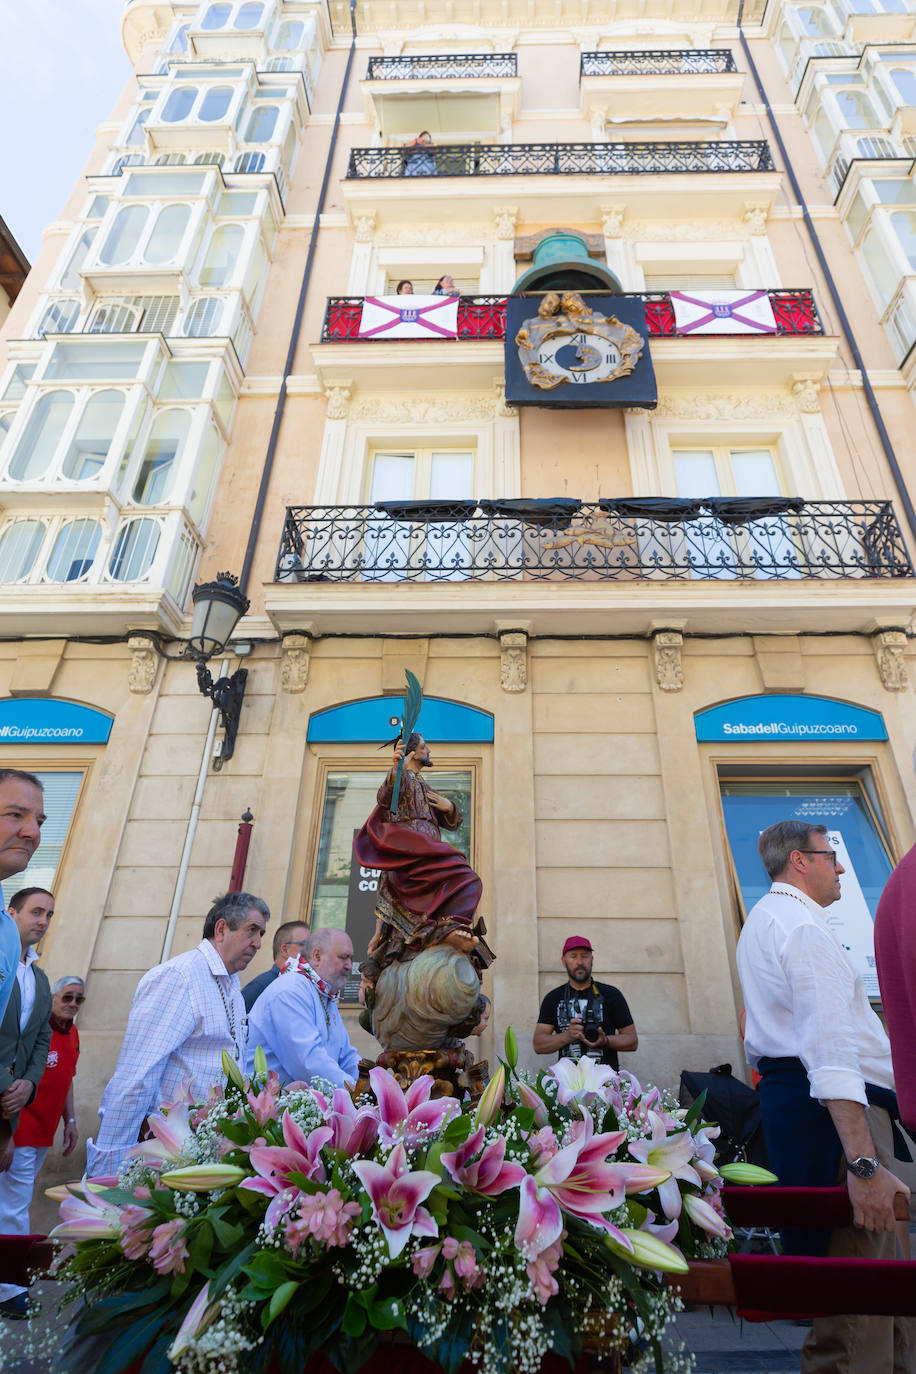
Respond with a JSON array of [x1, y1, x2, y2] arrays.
[[1, 0, 132, 262]]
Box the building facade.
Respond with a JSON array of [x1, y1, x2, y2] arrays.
[[2, 0, 916, 1195]]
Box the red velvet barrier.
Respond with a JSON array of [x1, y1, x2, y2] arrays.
[[0, 1234, 55, 1286], [729, 1254, 916, 1323], [722, 1185, 853, 1229], [721, 1185, 910, 1228]]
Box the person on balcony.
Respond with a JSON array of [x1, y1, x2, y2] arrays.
[[396, 280, 414, 295], [433, 275, 457, 295], [402, 131, 436, 176]]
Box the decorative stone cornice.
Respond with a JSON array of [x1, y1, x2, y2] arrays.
[[349, 392, 504, 422], [625, 219, 744, 241], [653, 391, 796, 419], [376, 223, 491, 245]]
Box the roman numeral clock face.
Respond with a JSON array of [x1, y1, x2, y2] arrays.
[[535, 330, 623, 384]]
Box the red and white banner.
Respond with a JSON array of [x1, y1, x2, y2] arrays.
[[670, 289, 777, 335], [357, 294, 459, 340]]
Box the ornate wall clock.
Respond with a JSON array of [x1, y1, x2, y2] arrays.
[[504, 292, 657, 409]]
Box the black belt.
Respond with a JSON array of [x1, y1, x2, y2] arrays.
[[758, 1056, 913, 1163]]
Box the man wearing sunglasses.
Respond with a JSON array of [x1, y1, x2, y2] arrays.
[[737, 819, 915, 1374]]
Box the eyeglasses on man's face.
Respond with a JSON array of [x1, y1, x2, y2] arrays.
[[59, 993, 86, 1005], [797, 848, 839, 867]]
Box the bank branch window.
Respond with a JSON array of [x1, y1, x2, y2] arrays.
[[719, 777, 894, 998], [308, 767, 473, 1000], [0, 770, 84, 909]]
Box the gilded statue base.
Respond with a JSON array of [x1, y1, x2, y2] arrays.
[[354, 1047, 489, 1104]]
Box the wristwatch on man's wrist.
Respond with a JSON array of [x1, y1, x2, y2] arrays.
[[847, 1155, 880, 1179]]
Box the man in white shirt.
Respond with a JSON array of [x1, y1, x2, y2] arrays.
[[87, 891, 269, 1178], [247, 927, 360, 1090], [737, 818, 915, 1374]]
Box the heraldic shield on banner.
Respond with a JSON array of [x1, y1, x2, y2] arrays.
[[505, 292, 658, 409]]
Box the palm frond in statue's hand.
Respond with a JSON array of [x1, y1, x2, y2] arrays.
[[391, 669, 423, 813]]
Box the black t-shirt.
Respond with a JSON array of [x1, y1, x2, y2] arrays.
[[537, 981, 634, 1070]]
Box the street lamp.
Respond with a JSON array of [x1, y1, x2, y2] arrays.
[[187, 571, 250, 767]]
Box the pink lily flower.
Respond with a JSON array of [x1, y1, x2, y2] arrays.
[[125, 1100, 192, 1168], [351, 1142, 440, 1259], [412, 1244, 441, 1278], [548, 1056, 619, 1107], [242, 1111, 332, 1205], [149, 1218, 189, 1275], [627, 1110, 701, 1220], [528, 1125, 559, 1166], [684, 1191, 733, 1241], [369, 1067, 459, 1148], [49, 1181, 124, 1240], [327, 1088, 379, 1157], [527, 1238, 563, 1306], [639, 1208, 680, 1247], [168, 1281, 221, 1360], [514, 1080, 549, 1127], [515, 1174, 563, 1260], [532, 1115, 668, 1242], [119, 1203, 154, 1260], [246, 1073, 282, 1126], [441, 1126, 526, 1197]]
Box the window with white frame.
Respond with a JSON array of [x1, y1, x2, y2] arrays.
[[359, 447, 476, 583], [0, 519, 46, 582], [97, 202, 197, 269], [45, 518, 102, 582]]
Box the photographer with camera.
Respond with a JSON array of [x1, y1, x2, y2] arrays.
[[533, 936, 637, 1070]]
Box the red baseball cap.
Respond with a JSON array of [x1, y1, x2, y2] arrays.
[[562, 936, 593, 956]]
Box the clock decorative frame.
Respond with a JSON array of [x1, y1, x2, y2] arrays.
[[514, 291, 644, 390], [505, 292, 657, 409]]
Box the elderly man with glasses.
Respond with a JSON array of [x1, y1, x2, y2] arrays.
[[737, 819, 916, 1374], [0, 972, 84, 1319]]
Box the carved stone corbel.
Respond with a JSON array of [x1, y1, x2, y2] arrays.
[[653, 630, 684, 692], [743, 203, 769, 236], [873, 630, 909, 692], [127, 634, 160, 696], [499, 630, 528, 692], [599, 205, 625, 239], [792, 377, 821, 413], [281, 633, 312, 694], [493, 206, 519, 241], [325, 384, 351, 420], [354, 212, 377, 244]]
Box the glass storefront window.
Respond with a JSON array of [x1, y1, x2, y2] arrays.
[[0, 771, 85, 909], [309, 767, 473, 995], [719, 776, 894, 998]]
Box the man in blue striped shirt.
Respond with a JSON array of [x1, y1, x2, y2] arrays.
[[0, 770, 45, 1173]]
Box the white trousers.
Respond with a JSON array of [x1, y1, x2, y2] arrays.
[[0, 1145, 48, 1301]]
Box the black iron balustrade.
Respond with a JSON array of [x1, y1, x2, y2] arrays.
[[275, 499, 911, 584], [580, 49, 738, 77], [347, 140, 775, 178], [366, 53, 518, 79], [320, 290, 823, 342]]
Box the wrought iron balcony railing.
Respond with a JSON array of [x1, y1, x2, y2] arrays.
[[366, 53, 518, 79], [275, 500, 911, 584], [320, 291, 823, 342], [580, 50, 739, 77], [346, 140, 775, 178]]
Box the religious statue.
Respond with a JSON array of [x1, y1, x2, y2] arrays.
[[352, 676, 493, 1076]]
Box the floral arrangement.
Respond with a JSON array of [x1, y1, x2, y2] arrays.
[[48, 1034, 745, 1374]]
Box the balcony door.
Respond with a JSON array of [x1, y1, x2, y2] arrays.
[[672, 446, 799, 579], [363, 448, 474, 581]]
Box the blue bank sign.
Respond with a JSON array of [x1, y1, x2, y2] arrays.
[[308, 696, 493, 744], [695, 694, 887, 743], [0, 697, 113, 745]]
